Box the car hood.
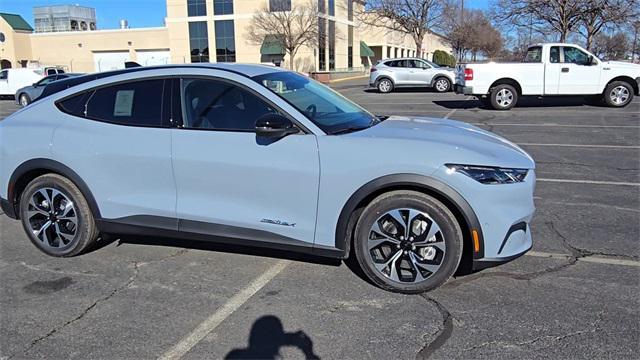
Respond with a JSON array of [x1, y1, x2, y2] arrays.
[[349, 116, 535, 169], [603, 61, 640, 72]]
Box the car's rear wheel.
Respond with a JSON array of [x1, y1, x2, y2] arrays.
[[604, 81, 633, 108], [19, 174, 98, 257], [433, 77, 451, 93], [377, 78, 394, 93], [353, 191, 463, 293], [490, 84, 518, 110], [19, 93, 31, 107]]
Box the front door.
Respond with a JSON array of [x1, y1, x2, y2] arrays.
[[171, 77, 320, 246], [558, 46, 601, 94]]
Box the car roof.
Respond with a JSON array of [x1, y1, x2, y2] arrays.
[[39, 63, 287, 100]]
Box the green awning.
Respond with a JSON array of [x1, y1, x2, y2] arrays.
[[360, 41, 374, 57], [260, 35, 286, 55]]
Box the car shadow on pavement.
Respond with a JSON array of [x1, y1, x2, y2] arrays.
[[364, 87, 443, 94], [110, 234, 342, 266], [225, 315, 320, 360], [434, 96, 608, 109]]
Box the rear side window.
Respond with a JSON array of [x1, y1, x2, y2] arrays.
[[523, 47, 542, 62], [58, 92, 93, 117], [549, 46, 560, 63], [85, 79, 165, 127]]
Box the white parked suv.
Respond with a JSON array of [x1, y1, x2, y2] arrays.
[[370, 58, 455, 93], [455, 43, 640, 110]]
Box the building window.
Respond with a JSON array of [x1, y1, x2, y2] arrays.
[[394, 48, 398, 57], [328, 0, 335, 16], [270, 0, 291, 11], [318, 18, 326, 70], [348, 0, 353, 21], [189, 21, 209, 63], [348, 26, 353, 68], [215, 20, 236, 62], [318, 0, 325, 13], [386, 47, 391, 58], [187, 0, 206, 17], [328, 20, 335, 70], [214, 0, 233, 15]]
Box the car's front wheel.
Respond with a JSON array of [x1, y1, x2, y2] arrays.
[[353, 191, 463, 293], [19, 174, 98, 257], [433, 77, 451, 93], [19, 93, 31, 107], [604, 81, 634, 108], [377, 78, 394, 93]]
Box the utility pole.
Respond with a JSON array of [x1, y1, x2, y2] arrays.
[[459, 0, 464, 61]]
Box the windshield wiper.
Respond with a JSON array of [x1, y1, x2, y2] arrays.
[[376, 115, 390, 121], [328, 126, 370, 135]]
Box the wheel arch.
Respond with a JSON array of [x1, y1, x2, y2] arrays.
[[375, 75, 395, 86], [430, 74, 453, 87], [335, 174, 484, 272], [6, 158, 101, 220], [489, 78, 522, 95], [602, 76, 639, 95]]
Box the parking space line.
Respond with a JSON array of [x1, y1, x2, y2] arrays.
[[473, 123, 640, 128], [519, 143, 640, 149], [527, 251, 640, 267], [444, 96, 473, 119], [537, 178, 640, 187], [158, 260, 289, 360]]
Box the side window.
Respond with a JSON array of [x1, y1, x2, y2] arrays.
[[384, 60, 397, 67], [549, 46, 560, 63], [0, 70, 7, 80], [562, 47, 589, 65], [46, 69, 57, 76], [181, 78, 276, 131], [85, 79, 165, 126], [523, 46, 542, 63], [417, 60, 431, 69], [57, 91, 93, 117], [37, 76, 56, 86]]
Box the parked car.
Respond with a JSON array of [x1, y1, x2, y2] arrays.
[[15, 73, 83, 106], [369, 58, 455, 93], [0, 67, 66, 97], [455, 43, 640, 110], [0, 64, 535, 293]]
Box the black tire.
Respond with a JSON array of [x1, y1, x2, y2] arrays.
[[353, 190, 463, 293], [433, 77, 451, 93], [19, 174, 98, 257], [490, 84, 518, 110], [604, 81, 634, 108], [377, 78, 394, 93], [19, 93, 31, 107]]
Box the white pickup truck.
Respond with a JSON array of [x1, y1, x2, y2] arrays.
[[455, 43, 640, 110]]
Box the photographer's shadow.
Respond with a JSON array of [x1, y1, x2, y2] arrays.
[[225, 315, 320, 360]]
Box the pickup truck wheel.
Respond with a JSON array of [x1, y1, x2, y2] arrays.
[[377, 78, 394, 93], [490, 84, 518, 110], [604, 81, 633, 108], [433, 77, 451, 93]]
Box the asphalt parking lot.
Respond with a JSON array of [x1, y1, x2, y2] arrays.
[[1, 79, 639, 359]]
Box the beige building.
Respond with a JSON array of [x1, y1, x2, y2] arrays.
[[0, 1, 451, 74]]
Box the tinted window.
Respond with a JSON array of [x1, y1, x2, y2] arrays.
[[187, 0, 206, 16], [215, 20, 236, 63], [57, 92, 93, 117], [523, 46, 542, 63], [0, 71, 7, 80], [36, 75, 58, 86], [189, 22, 210, 63], [85, 80, 165, 127], [214, 0, 233, 15], [563, 47, 590, 65], [550, 46, 560, 63], [46, 69, 57, 75], [181, 78, 276, 131]]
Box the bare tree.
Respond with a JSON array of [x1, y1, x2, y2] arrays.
[[592, 31, 630, 59], [578, 0, 638, 50], [247, 0, 320, 70], [358, 0, 446, 54], [443, 7, 503, 61], [492, 0, 584, 42]]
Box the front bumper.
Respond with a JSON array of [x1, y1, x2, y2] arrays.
[[454, 84, 474, 95]]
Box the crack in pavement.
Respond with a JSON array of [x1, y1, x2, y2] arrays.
[[416, 295, 453, 359], [547, 220, 639, 260], [9, 248, 189, 358], [536, 160, 639, 172], [462, 310, 605, 352]]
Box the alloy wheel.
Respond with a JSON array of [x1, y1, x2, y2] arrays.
[[20, 95, 29, 107], [609, 86, 630, 105], [379, 79, 392, 93], [496, 88, 513, 108], [367, 208, 445, 283], [26, 187, 78, 250], [435, 79, 449, 92]]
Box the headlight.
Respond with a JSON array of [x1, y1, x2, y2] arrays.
[[446, 164, 528, 184]]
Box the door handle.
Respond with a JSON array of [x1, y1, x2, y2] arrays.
[[561, 67, 569, 73]]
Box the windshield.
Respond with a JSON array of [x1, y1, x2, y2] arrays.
[[424, 60, 441, 68], [253, 71, 377, 134]]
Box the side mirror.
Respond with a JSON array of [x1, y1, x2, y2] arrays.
[[255, 113, 299, 138]]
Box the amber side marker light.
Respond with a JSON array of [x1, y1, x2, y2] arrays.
[[472, 230, 480, 253]]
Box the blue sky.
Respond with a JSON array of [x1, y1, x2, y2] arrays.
[[1, 0, 490, 30]]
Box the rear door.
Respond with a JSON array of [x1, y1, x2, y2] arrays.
[[170, 75, 320, 246], [558, 46, 601, 94], [52, 78, 176, 224], [544, 46, 562, 95], [411, 59, 434, 86]]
